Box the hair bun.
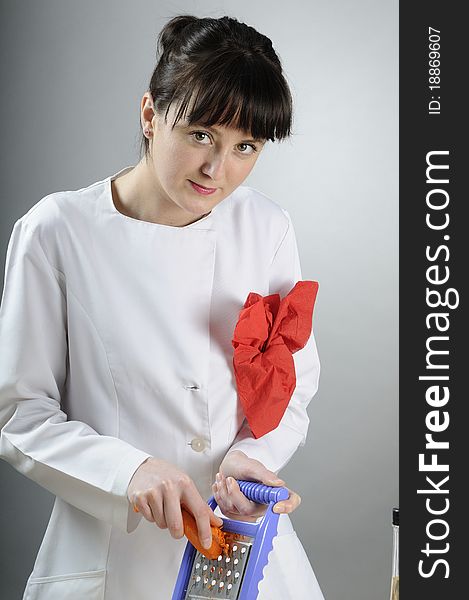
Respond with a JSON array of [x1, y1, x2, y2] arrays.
[[158, 14, 198, 56]]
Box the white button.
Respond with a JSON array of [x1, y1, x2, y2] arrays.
[[190, 437, 207, 452]]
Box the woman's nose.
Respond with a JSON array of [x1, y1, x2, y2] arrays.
[[200, 151, 226, 181]]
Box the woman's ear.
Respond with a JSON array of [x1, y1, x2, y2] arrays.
[[140, 92, 156, 133]]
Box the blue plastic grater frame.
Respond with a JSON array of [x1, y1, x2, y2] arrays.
[[172, 480, 289, 600]]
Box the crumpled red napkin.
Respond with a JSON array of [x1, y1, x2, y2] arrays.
[[231, 280, 319, 439]]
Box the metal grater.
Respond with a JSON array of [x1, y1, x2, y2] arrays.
[[185, 532, 253, 599], [173, 481, 289, 600]]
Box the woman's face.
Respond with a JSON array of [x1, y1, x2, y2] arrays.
[[145, 95, 266, 218]]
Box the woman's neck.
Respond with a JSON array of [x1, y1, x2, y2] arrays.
[[111, 159, 208, 227]]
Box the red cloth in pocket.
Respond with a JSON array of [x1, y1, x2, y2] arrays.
[[232, 280, 319, 438]]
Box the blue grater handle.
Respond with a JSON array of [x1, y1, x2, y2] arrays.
[[236, 480, 289, 504], [172, 480, 290, 599]]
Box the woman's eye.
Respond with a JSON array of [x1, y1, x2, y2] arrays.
[[237, 143, 257, 155], [192, 131, 210, 143], [190, 132, 257, 155]]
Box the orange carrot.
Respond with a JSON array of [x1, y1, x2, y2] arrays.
[[181, 508, 229, 560]]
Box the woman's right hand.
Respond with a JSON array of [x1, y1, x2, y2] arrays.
[[127, 457, 223, 549]]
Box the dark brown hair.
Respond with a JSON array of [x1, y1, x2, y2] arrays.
[[140, 15, 293, 160]]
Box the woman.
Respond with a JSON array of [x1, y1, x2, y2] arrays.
[[0, 14, 324, 600]]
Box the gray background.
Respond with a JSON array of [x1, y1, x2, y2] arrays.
[[0, 1, 398, 599]]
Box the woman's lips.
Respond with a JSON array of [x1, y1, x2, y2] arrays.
[[189, 180, 217, 195]]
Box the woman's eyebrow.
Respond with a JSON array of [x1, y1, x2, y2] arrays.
[[183, 122, 265, 144]]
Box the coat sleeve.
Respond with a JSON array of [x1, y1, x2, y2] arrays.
[[0, 218, 152, 533], [226, 209, 321, 474]]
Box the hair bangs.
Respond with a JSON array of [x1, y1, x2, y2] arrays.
[[166, 54, 292, 142]]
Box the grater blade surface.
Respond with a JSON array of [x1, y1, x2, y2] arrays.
[[184, 532, 253, 599]]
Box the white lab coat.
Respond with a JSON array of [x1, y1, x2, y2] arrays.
[[0, 166, 324, 600]]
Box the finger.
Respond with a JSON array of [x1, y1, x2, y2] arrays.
[[218, 472, 236, 512], [132, 491, 157, 524], [267, 477, 286, 486], [191, 504, 216, 549], [226, 477, 266, 518], [262, 469, 285, 486], [218, 473, 267, 520], [147, 490, 166, 528], [273, 489, 302, 514], [130, 492, 141, 513], [210, 490, 224, 526], [212, 484, 229, 520], [162, 483, 184, 539], [217, 475, 268, 522], [182, 483, 222, 548], [231, 458, 285, 487], [212, 482, 220, 503], [214, 473, 234, 514], [217, 471, 229, 495], [217, 473, 255, 519], [211, 479, 229, 524], [210, 511, 224, 529]]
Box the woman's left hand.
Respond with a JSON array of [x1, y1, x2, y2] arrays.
[[212, 450, 301, 522]]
